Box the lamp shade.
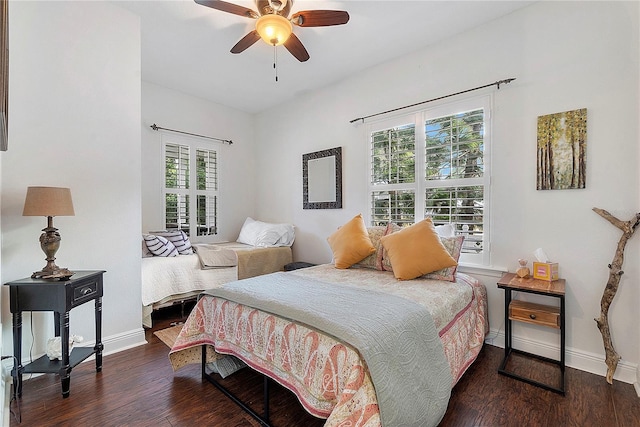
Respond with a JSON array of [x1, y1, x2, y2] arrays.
[[22, 186, 75, 217], [255, 14, 292, 46]]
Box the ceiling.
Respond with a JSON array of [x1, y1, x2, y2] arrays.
[[117, 0, 534, 114]]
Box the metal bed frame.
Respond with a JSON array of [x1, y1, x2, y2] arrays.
[[201, 346, 273, 427]]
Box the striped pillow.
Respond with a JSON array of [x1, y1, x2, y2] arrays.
[[143, 235, 178, 257], [155, 230, 194, 255]]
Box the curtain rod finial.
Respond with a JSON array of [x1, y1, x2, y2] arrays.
[[497, 78, 516, 89]]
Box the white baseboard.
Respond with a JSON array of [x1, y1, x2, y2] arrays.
[[2, 327, 147, 426], [485, 328, 638, 385], [101, 327, 148, 355]]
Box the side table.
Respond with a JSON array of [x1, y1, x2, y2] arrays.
[[497, 272, 566, 394], [284, 262, 316, 271], [5, 270, 105, 399]]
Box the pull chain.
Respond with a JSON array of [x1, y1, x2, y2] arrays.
[[273, 44, 279, 82]]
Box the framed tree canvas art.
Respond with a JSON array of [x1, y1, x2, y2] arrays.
[[536, 108, 587, 190]]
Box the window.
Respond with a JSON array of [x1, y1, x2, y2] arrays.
[[163, 138, 218, 238], [368, 96, 491, 264]]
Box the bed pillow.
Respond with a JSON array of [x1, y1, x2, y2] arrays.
[[237, 217, 295, 247], [255, 222, 295, 247], [435, 223, 456, 238], [423, 235, 465, 281], [327, 214, 376, 269], [354, 225, 387, 270], [143, 234, 179, 257], [142, 239, 154, 258], [237, 217, 260, 245], [381, 222, 460, 277], [154, 230, 193, 255], [381, 222, 402, 271], [380, 218, 457, 280]]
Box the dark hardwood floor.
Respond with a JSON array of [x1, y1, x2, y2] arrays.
[[9, 305, 640, 426]]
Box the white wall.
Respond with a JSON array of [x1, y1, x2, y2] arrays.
[[637, 0, 640, 397], [255, 1, 640, 383], [141, 82, 257, 241], [1, 1, 145, 366]]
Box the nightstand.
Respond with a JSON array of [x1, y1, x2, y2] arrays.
[[497, 272, 565, 394], [284, 262, 316, 271], [5, 270, 105, 399]]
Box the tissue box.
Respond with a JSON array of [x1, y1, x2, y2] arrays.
[[533, 262, 559, 281]]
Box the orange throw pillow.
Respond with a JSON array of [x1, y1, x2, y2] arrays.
[[380, 218, 457, 280], [327, 214, 376, 269]]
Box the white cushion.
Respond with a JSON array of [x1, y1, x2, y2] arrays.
[[237, 217, 260, 245], [143, 235, 178, 257], [237, 217, 295, 247], [434, 223, 456, 238]]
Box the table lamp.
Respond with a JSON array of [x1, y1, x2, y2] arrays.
[[22, 186, 75, 279]]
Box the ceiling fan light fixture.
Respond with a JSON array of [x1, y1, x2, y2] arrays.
[[256, 14, 292, 46]]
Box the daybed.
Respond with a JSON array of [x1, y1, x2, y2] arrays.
[[141, 218, 294, 328], [142, 242, 292, 327], [168, 216, 489, 426]]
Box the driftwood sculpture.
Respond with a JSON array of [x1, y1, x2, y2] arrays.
[[592, 208, 640, 384]]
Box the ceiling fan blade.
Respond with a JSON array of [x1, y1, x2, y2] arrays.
[[284, 33, 310, 62], [290, 10, 350, 27], [194, 0, 259, 19], [230, 30, 261, 54]]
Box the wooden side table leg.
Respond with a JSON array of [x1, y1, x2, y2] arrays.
[[560, 295, 566, 393], [54, 311, 61, 337], [59, 311, 71, 398], [12, 311, 23, 399], [94, 296, 103, 372], [504, 289, 512, 352]]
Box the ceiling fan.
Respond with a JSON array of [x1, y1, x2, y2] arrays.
[[194, 0, 350, 62]]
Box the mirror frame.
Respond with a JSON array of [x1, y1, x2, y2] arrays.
[[303, 146, 342, 209]]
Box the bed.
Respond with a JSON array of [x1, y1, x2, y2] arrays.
[[169, 264, 488, 426], [142, 241, 292, 328]]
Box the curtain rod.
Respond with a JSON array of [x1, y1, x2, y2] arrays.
[[150, 124, 233, 145], [349, 78, 516, 124]]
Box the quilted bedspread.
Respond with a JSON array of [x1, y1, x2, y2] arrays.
[[169, 265, 488, 427]]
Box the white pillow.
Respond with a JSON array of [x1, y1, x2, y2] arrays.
[[143, 235, 179, 257], [256, 223, 295, 247], [434, 223, 456, 238], [237, 217, 261, 245], [237, 217, 295, 247]]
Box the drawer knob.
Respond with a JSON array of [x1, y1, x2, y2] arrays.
[[81, 287, 92, 296], [529, 314, 537, 320]]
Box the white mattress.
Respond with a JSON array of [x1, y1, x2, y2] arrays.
[[142, 254, 236, 306]]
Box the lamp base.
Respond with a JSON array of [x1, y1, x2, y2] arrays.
[[32, 224, 74, 280], [32, 267, 74, 280]]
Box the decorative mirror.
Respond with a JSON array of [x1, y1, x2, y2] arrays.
[[303, 147, 342, 209]]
